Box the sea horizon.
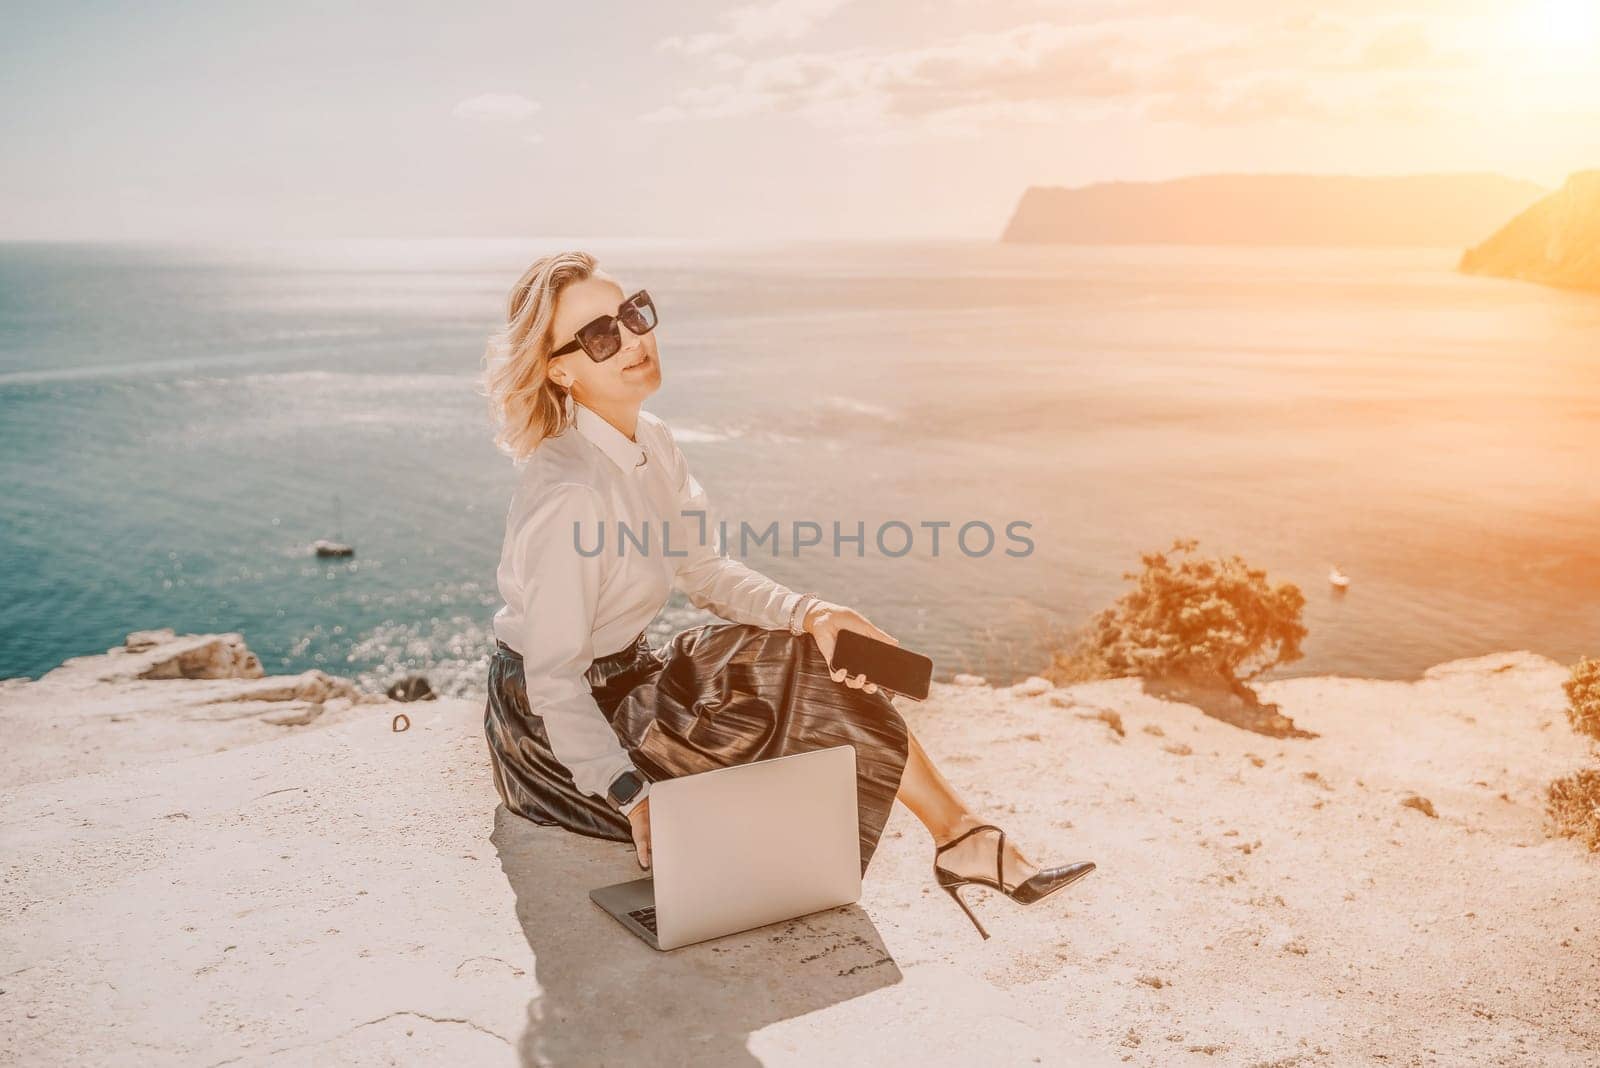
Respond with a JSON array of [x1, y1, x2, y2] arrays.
[[3, 237, 1597, 693]]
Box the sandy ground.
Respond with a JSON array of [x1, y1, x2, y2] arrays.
[[2, 632, 1597, 1066]]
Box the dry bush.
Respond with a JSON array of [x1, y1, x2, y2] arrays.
[[1546, 768, 1600, 852], [1045, 538, 1307, 688], [1546, 658, 1600, 852], [1101, 538, 1303, 682], [1042, 539, 1312, 737], [1043, 638, 1115, 685], [1561, 656, 1600, 742]]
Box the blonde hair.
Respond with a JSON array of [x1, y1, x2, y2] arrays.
[[479, 250, 600, 462]]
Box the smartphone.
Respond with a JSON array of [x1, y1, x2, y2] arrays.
[[830, 630, 933, 701]]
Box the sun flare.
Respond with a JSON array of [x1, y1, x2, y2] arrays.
[[1523, 0, 1600, 62]]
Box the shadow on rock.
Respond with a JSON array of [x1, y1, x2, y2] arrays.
[[491, 806, 901, 1066], [1142, 673, 1318, 739]]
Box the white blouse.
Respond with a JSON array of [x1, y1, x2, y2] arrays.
[[491, 400, 803, 815]]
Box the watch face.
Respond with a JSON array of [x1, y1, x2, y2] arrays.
[[609, 770, 642, 805]]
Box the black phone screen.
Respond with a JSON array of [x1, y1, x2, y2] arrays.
[[830, 630, 933, 701]]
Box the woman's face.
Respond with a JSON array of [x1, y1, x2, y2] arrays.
[[546, 273, 662, 409]]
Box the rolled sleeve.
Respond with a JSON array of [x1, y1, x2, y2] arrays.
[[666, 434, 800, 632], [514, 482, 637, 801]]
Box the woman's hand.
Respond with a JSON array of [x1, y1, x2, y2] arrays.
[[628, 797, 651, 869], [803, 599, 896, 694]]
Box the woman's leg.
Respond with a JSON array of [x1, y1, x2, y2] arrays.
[[895, 726, 1042, 887]]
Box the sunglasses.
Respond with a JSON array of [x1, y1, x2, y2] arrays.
[[550, 289, 659, 363]]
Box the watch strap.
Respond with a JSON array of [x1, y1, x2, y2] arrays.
[[617, 780, 651, 818], [606, 767, 645, 810]]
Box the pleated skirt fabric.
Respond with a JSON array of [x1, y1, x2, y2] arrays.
[[484, 622, 911, 876]]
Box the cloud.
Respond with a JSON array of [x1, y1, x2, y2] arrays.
[[659, 0, 855, 56], [1358, 22, 1436, 69], [646, 8, 1500, 135], [452, 93, 543, 123], [1147, 78, 1333, 125], [644, 20, 1182, 131]]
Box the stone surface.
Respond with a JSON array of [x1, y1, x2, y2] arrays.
[[0, 630, 390, 789], [1010, 675, 1053, 697], [3, 640, 1598, 1065]]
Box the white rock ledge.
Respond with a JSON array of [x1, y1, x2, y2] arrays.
[[2, 634, 1597, 1066]]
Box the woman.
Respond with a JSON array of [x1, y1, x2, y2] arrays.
[[479, 251, 1094, 939]]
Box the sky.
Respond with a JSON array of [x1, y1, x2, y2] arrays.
[[2, 0, 1598, 241]]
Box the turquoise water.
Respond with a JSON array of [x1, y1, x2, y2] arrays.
[[3, 239, 1598, 694]]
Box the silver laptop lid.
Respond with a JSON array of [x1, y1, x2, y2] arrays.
[[648, 744, 862, 951]]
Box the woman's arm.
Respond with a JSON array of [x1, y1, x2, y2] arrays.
[[513, 482, 643, 806], [660, 421, 893, 696], [665, 431, 803, 631]]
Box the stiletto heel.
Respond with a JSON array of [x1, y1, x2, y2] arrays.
[[941, 881, 990, 940], [932, 823, 1096, 939]]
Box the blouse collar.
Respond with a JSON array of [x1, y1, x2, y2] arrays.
[[572, 400, 648, 472]]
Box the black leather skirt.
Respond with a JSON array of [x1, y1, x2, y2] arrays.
[[485, 622, 911, 876]]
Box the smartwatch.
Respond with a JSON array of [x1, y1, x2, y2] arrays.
[[606, 767, 646, 811]]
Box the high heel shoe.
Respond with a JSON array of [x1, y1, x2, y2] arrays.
[[932, 823, 1096, 940]]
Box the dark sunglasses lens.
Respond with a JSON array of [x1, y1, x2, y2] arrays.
[[578, 319, 622, 362], [619, 293, 657, 334]]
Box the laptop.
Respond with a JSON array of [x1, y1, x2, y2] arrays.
[[589, 745, 863, 951]]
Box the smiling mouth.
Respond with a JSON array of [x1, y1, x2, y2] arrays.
[[622, 352, 651, 371]]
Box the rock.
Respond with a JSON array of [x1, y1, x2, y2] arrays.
[[125, 628, 177, 652], [132, 632, 263, 681], [262, 703, 325, 727], [1141, 673, 1316, 739], [5, 632, 1598, 1065], [951, 673, 987, 687], [294, 670, 342, 703], [1460, 170, 1600, 292], [228, 670, 380, 707], [1400, 794, 1438, 819], [1011, 675, 1052, 697], [1077, 708, 1126, 738], [386, 675, 437, 702], [5, 633, 385, 785]]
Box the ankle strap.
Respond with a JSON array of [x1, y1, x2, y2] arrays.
[[933, 823, 1003, 856], [933, 823, 1012, 891]]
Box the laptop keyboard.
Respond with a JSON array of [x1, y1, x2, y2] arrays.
[[627, 905, 658, 934]]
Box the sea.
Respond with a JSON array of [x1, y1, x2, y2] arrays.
[[2, 239, 1597, 696]]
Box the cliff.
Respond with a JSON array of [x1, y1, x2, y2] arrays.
[[3, 632, 1597, 1064], [0, 627, 391, 787], [1001, 173, 1546, 247], [1459, 170, 1600, 292]]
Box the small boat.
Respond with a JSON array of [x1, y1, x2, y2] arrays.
[[313, 494, 355, 557], [1328, 565, 1351, 589]]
